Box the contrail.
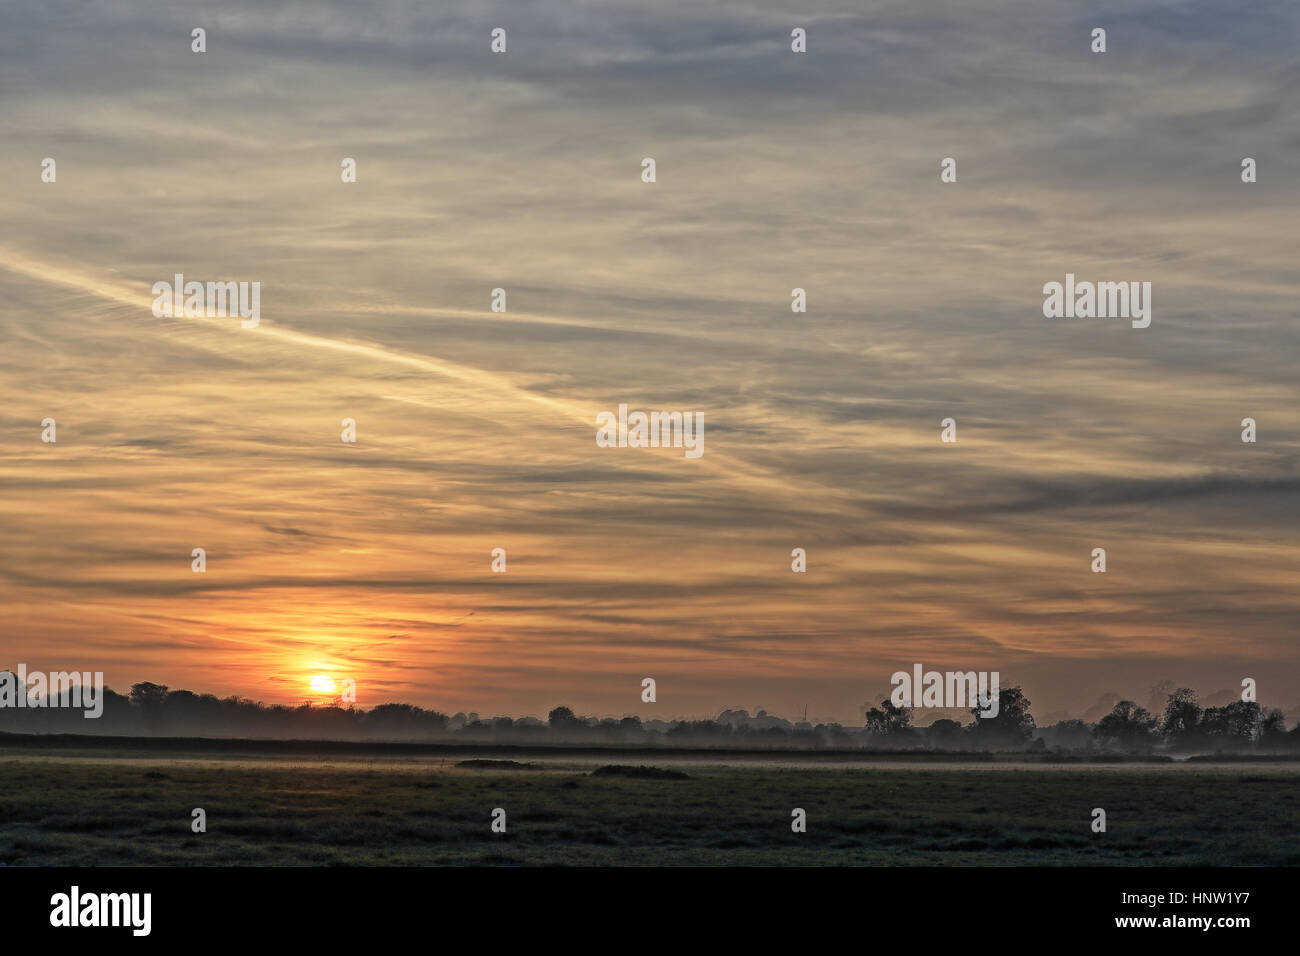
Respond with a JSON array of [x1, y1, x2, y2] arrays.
[[0, 247, 854, 512]]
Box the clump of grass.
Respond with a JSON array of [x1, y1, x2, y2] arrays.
[[456, 759, 535, 770], [591, 765, 689, 780]]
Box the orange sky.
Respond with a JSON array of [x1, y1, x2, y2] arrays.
[[1, 0, 1297, 723]]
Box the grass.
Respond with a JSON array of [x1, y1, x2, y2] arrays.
[[1, 751, 1297, 865], [590, 764, 690, 779]]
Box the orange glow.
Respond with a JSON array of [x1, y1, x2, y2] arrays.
[[309, 675, 336, 695]]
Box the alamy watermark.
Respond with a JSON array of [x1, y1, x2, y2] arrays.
[[151, 273, 260, 328], [0, 665, 104, 718], [1043, 273, 1151, 328], [596, 403, 704, 458], [891, 664, 999, 716], [50, 886, 151, 936]]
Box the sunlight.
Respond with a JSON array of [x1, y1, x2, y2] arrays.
[[309, 674, 336, 694]]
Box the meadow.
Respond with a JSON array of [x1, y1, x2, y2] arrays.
[[1, 748, 1296, 866]]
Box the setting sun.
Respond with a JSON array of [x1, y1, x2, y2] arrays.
[[309, 675, 336, 694]]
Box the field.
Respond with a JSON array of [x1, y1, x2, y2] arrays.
[[2, 748, 1298, 866]]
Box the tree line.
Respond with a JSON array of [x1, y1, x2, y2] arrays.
[[1, 677, 1296, 753]]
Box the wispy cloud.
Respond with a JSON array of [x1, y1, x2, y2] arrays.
[[1, 0, 1297, 720]]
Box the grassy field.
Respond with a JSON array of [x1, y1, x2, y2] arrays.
[[2, 750, 1297, 865]]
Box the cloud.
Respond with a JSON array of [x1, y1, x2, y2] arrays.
[[1, 0, 1297, 718]]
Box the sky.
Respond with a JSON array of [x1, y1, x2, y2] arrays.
[[1, 0, 1297, 724]]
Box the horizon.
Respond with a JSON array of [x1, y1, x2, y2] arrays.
[[1, 666, 1290, 730]]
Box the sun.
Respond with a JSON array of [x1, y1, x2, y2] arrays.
[[309, 674, 336, 694]]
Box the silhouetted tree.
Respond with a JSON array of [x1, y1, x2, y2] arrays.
[[1258, 708, 1288, 747], [1200, 700, 1259, 749], [924, 718, 965, 749], [863, 699, 911, 736], [1160, 688, 1201, 748], [1094, 701, 1157, 751], [968, 685, 1035, 747], [619, 715, 643, 733], [130, 682, 169, 728], [547, 705, 577, 729]]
